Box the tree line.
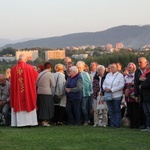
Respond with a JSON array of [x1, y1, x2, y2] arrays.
[[0, 47, 150, 73]]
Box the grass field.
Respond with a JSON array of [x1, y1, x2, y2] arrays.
[[0, 125, 150, 150]]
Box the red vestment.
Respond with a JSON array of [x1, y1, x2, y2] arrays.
[[10, 61, 38, 112]]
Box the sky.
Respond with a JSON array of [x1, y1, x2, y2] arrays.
[[0, 0, 150, 40]]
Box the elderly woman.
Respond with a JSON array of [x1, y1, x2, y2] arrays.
[[0, 74, 10, 125], [93, 65, 108, 127], [76, 61, 92, 126], [65, 66, 83, 125], [124, 62, 139, 128], [103, 63, 124, 127], [53, 64, 66, 125], [37, 64, 44, 73], [36, 62, 55, 127], [5, 68, 11, 81]]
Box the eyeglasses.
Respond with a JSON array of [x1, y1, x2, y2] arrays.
[[111, 66, 116, 68]]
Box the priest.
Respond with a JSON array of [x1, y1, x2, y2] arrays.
[[10, 54, 38, 127]]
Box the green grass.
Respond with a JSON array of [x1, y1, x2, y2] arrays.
[[0, 125, 150, 150]]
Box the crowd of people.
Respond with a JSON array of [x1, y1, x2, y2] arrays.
[[0, 54, 150, 132]]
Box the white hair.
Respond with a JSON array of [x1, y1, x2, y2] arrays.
[[97, 65, 105, 71], [70, 66, 78, 74], [19, 54, 27, 62], [76, 61, 85, 67]]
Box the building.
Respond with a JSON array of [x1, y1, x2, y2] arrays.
[[106, 44, 113, 49], [45, 50, 65, 61], [142, 44, 150, 51], [0, 56, 15, 62], [116, 43, 124, 49], [72, 54, 88, 59], [16, 50, 38, 61]]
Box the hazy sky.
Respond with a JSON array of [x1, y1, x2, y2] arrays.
[[0, 0, 150, 40]]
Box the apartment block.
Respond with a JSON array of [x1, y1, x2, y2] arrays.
[[45, 50, 65, 61], [16, 50, 38, 61]]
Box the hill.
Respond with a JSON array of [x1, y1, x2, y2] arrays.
[[0, 38, 34, 47], [1, 25, 150, 50]]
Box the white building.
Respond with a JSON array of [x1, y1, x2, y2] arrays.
[[72, 54, 88, 59], [0, 56, 15, 62]]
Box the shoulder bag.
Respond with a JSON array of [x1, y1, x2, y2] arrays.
[[36, 71, 48, 90], [104, 73, 118, 101], [53, 73, 61, 104]]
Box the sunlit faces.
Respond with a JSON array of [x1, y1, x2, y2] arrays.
[[107, 64, 112, 73], [64, 57, 72, 66], [116, 62, 122, 71], [67, 64, 73, 74], [76, 61, 85, 73], [110, 64, 118, 73], [69, 69, 74, 76], [122, 67, 129, 76], [0, 78, 5, 85], [90, 62, 98, 72], [69, 66, 78, 77], [0, 75, 6, 86], [97, 66, 105, 77], [138, 57, 148, 69], [77, 66, 84, 73], [127, 65, 135, 74]]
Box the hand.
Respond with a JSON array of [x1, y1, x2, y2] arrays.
[[135, 97, 139, 102], [0, 101, 4, 106], [105, 88, 111, 92], [66, 88, 71, 93], [139, 77, 146, 81]]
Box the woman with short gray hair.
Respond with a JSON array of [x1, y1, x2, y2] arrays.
[[65, 66, 83, 125], [53, 63, 66, 125]]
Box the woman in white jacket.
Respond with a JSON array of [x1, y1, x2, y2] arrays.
[[103, 63, 124, 127]]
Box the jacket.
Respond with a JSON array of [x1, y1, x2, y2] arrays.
[[141, 73, 150, 102]]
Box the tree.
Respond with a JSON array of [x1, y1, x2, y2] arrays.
[[0, 47, 17, 56]]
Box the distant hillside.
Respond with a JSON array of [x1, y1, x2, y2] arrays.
[[0, 39, 12, 47], [1, 25, 150, 50], [0, 38, 34, 47]]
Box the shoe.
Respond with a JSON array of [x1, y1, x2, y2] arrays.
[[42, 121, 50, 127], [141, 127, 150, 132], [98, 124, 103, 127], [83, 122, 88, 126], [57, 122, 63, 125], [139, 125, 146, 129], [93, 124, 98, 127]]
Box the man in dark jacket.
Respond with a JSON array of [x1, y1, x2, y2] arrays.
[[134, 57, 148, 129], [140, 64, 150, 131]]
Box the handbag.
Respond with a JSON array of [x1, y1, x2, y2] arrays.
[[104, 92, 113, 101], [53, 73, 61, 104], [53, 94, 61, 104], [96, 95, 107, 110], [104, 73, 118, 101], [124, 86, 136, 100], [122, 116, 130, 127], [122, 108, 130, 127]]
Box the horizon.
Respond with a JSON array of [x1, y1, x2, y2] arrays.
[[1, 24, 149, 41], [0, 0, 150, 40]]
